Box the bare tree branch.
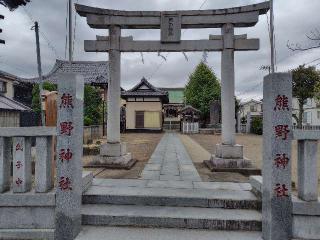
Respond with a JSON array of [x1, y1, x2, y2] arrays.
[[288, 28, 320, 51], [287, 40, 320, 52]]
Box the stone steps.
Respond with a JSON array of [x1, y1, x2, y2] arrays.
[[83, 185, 261, 210], [75, 226, 263, 240], [81, 204, 262, 231]]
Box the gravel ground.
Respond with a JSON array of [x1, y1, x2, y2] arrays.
[[179, 134, 249, 183], [84, 133, 164, 179], [190, 133, 320, 192]]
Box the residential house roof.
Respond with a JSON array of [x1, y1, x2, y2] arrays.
[[240, 99, 262, 106], [180, 105, 201, 113], [122, 77, 169, 103], [0, 95, 31, 111], [18, 60, 109, 85]]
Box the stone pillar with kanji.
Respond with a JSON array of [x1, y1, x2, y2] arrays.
[[55, 73, 84, 240], [262, 73, 293, 240]]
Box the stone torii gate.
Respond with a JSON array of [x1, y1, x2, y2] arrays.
[[76, 2, 270, 168]]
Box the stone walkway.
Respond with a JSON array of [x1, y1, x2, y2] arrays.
[[140, 133, 201, 182]]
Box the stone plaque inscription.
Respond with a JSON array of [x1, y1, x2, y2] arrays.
[[161, 13, 181, 43]]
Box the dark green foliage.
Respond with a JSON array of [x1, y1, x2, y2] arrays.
[[184, 62, 221, 120], [251, 117, 263, 135], [292, 65, 320, 128], [84, 85, 103, 126], [32, 82, 103, 126], [31, 84, 41, 114]]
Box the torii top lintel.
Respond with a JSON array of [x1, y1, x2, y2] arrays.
[[75, 1, 270, 29]]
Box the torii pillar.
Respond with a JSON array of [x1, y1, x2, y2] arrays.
[[210, 23, 251, 169], [92, 26, 136, 169]]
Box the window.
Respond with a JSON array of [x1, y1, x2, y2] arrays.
[[317, 111, 320, 119], [303, 112, 309, 124], [0, 81, 7, 94], [250, 105, 256, 112]]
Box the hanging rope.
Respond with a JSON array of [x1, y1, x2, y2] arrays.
[[158, 52, 167, 61], [140, 52, 145, 64], [182, 52, 189, 61]]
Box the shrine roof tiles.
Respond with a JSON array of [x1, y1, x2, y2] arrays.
[[122, 77, 169, 101], [18, 60, 109, 85], [0, 95, 31, 112]]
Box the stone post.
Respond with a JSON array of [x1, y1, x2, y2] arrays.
[[55, 73, 84, 240], [262, 73, 293, 240], [295, 134, 319, 201], [297, 140, 318, 201], [89, 26, 135, 169], [221, 23, 235, 145], [209, 24, 250, 168], [107, 25, 121, 143], [35, 136, 53, 193], [12, 137, 32, 193], [0, 137, 11, 193]]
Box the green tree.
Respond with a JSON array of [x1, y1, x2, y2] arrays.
[[32, 82, 103, 126], [251, 117, 263, 135], [184, 62, 221, 121], [84, 85, 103, 126], [292, 65, 320, 128]]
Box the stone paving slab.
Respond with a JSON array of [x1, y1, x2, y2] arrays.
[[144, 164, 162, 171], [141, 171, 160, 180], [141, 133, 201, 182], [83, 185, 260, 209], [76, 226, 263, 240], [193, 182, 252, 191], [146, 180, 193, 189], [90, 179, 252, 191], [159, 175, 181, 181], [81, 204, 262, 231], [84, 185, 257, 201], [92, 179, 147, 188], [82, 204, 261, 221], [0, 229, 55, 240]]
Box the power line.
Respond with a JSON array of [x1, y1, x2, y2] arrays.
[[22, 6, 60, 59], [236, 81, 263, 97]]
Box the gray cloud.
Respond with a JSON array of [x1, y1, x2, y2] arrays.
[[1, 0, 320, 101]]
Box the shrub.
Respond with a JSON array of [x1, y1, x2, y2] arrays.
[[251, 117, 263, 135]]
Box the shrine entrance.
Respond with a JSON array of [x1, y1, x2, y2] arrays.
[[72, 2, 299, 240], [76, 2, 270, 169]]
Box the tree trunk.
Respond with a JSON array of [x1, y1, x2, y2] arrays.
[[298, 101, 304, 129]]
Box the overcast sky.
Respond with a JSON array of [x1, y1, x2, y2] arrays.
[[1, 0, 320, 101]]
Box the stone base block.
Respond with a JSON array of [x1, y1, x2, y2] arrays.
[[86, 153, 137, 170], [215, 144, 243, 159], [100, 142, 127, 157], [208, 155, 252, 169]]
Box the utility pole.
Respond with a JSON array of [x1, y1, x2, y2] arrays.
[[0, 15, 5, 44], [270, 0, 275, 73], [34, 22, 45, 126], [69, 0, 73, 62]]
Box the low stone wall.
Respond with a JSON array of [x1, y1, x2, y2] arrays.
[[0, 192, 56, 239], [250, 176, 320, 240], [83, 125, 104, 144], [0, 171, 93, 240]]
